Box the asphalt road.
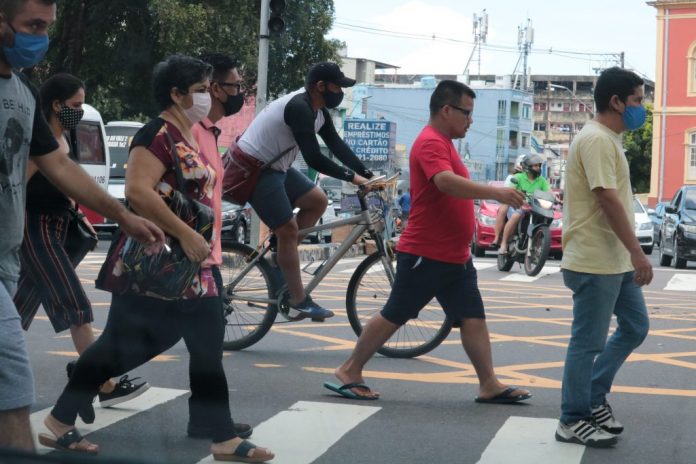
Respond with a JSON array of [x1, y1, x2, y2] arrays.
[[23, 243, 696, 464]]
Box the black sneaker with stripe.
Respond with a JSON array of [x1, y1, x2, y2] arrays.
[[592, 402, 624, 434], [98, 375, 150, 407], [555, 419, 617, 448]]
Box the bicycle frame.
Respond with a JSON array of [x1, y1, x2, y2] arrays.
[[226, 191, 392, 306]]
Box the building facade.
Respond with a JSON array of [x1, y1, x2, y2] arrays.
[[648, 0, 696, 205], [347, 80, 534, 182]]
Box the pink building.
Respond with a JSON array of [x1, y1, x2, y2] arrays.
[[648, 0, 696, 205]]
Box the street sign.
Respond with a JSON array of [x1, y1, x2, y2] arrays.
[[343, 119, 396, 165]]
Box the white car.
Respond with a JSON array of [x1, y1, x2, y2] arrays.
[[634, 198, 654, 254]]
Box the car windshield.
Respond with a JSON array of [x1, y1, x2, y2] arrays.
[[633, 199, 646, 214]]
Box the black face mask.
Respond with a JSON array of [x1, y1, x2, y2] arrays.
[[57, 105, 84, 130], [221, 92, 244, 116], [322, 89, 344, 109]]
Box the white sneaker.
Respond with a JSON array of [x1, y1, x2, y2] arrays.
[[555, 419, 617, 448], [592, 402, 624, 434]]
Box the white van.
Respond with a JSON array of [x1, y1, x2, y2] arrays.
[[74, 104, 110, 228], [97, 121, 144, 233]]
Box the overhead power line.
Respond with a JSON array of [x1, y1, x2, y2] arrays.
[[333, 20, 621, 61]]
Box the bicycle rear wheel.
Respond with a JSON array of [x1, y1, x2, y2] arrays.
[[220, 242, 277, 350], [346, 252, 452, 358]]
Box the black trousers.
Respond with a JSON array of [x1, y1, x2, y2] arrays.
[[51, 267, 236, 443]]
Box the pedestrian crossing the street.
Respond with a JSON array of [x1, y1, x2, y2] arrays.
[[30, 391, 592, 464]]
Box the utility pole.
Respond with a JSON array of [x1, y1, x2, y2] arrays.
[[256, 0, 271, 114]]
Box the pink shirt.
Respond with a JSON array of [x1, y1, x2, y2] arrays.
[[192, 118, 223, 267]]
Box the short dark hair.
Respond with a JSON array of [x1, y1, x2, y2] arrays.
[[152, 54, 212, 111], [198, 53, 239, 82], [0, 0, 56, 22], [40, 73, 84, 120], [429, 80, 476, 116], [594, 67, 644, 113]]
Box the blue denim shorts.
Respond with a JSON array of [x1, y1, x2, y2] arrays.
[[249, 167, 316, 229], [0, 278, 35, 410], [380, 253, 485, 326]]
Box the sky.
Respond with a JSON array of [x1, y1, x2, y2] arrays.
[[327, 0, 658, 80]]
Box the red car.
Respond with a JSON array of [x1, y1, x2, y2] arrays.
[[471, 183, 563, 258]]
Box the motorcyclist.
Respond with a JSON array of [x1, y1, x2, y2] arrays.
[[498, 153, 550, 255]]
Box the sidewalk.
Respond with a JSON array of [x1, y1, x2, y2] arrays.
[[297, 242, 365, 262]]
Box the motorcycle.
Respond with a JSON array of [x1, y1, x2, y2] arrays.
[[497, 182, 557, 276]]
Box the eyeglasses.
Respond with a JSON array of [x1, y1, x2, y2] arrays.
[[446, 104, 472, 117], [217, 82, 242, 94]]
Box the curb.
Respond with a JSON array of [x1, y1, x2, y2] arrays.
[[297, 242, 365, 262]]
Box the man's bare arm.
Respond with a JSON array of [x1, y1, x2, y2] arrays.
[[593, 187, 653, 285], [432, 171, 525, 208], [31, 150, 164, 244]]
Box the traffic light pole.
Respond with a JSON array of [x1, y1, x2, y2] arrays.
[[256, 0, 270, 114], [250, 0, 271, 247]]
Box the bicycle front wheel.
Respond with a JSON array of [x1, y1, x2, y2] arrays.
[[220, 242, 277, 351], [346, 252, 452, 358]]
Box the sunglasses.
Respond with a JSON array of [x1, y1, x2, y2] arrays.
[[446, 104, 472, 117], [217, 82, 242, 94]]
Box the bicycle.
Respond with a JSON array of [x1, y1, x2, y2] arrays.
[[220, 174, 452, 358]]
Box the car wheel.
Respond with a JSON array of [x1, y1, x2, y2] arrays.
[[472, 241, 485, 258], [673, 236, 687, 269], [658, 238, 672, 266]]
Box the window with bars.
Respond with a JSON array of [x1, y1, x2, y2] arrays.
[[689, 42, 696, 96]]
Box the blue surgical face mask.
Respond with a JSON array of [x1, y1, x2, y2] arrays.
[[2, 24, 49, 69], [622, 104, 647, 131]]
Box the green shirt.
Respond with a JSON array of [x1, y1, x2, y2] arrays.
[[509, 172, 550, 195]]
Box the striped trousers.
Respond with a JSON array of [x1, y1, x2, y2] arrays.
[[14, 212, 93, 332]]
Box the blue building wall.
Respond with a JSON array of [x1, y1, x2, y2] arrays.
[[348, 84, 533, 182]]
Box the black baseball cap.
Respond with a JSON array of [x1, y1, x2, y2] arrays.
[[306, 62, 356, 87]]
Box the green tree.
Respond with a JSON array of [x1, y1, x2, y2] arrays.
[[623, 103, 653, 193], [35, 0, 341, 122]]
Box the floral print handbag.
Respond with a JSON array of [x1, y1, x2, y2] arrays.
[[96, 130, 214, 300]]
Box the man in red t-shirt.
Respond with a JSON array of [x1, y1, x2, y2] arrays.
[[326, 80, 530, 403]]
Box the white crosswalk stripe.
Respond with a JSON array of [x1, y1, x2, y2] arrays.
[[31, 387, 188, 453], [664, 274, 696, 291], [196, 401, 380, 464], [476, 416, 585, 464], [500, 265, 561, 282]]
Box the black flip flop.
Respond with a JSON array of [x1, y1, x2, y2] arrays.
[[475, 386, 532, 404]]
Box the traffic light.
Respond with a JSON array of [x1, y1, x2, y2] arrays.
[[268, 0, 286, 34]]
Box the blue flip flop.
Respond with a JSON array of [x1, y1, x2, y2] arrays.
[[475, 386, 532, 404], [323, 381, 379, 400]]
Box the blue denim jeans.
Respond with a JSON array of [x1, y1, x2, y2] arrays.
[[560, 270, 649, 424]]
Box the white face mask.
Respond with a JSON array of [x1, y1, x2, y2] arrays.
[[181, 92, 211, 124]]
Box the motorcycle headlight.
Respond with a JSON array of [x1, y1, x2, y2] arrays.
[[639, 222, 653, 230], [479, 214, 497, 226], [551, 219, 562, 229], [681, 224, 696, 234], [537, 199, 553, 209]]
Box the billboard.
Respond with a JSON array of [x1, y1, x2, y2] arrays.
[[343, 119, 396, 170]]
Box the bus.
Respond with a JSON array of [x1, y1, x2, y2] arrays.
[[75, 104, 110, 228]]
